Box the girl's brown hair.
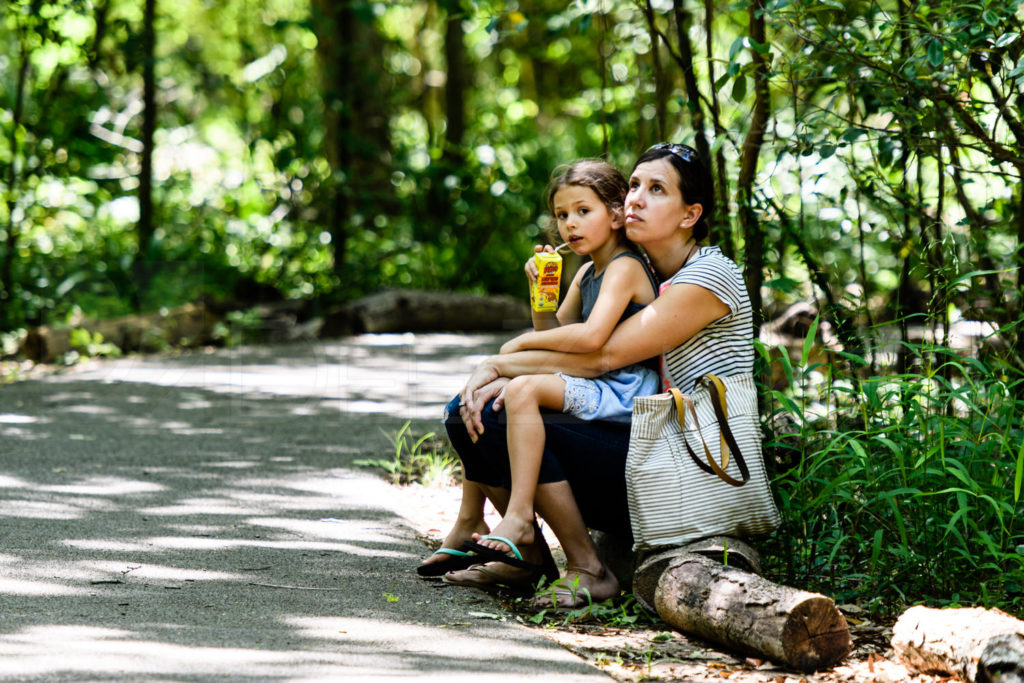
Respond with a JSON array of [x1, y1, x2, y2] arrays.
[[546, 159, 629, 222]]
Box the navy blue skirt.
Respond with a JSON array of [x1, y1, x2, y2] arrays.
[[443, 394, 632, 535]]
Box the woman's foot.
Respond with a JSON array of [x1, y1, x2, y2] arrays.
[[531, 563, 620, 609], [442, 561, 543, 590], [419, 517, 489, 571], [447, 532, 560, 587], [472, 513, 535, 555]]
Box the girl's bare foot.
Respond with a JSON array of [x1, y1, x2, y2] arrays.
[[420, 517, 489, 569], [472, 513, 535, 555]]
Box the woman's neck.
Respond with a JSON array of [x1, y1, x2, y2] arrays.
[[648, 237, 698, 280]]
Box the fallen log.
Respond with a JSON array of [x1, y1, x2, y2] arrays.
[[21, 303, 217, 363], [642, 550, 851, 672], [633, 536, 764, 614], [322, 289, 531, 336], [892, 605, 1024, 683]]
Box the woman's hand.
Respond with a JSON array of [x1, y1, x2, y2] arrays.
[[458, 358, 503, 441]]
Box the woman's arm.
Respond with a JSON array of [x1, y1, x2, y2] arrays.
[[461, 282, 729, 437], [502, 258, 650, 355]]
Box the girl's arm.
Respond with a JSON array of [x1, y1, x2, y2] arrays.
[[461, 282, 729, 437], [502, 257, 652, 355]]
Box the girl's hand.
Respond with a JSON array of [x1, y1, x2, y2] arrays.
[[500, 337, 524, 355], [524, 244, 556, 283]]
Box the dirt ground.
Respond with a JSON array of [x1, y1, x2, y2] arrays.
[[399, 481, 947, 683]]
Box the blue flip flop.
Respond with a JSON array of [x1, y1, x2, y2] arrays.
[[461, 535, 558, 583], [416, 547, 476, 577]]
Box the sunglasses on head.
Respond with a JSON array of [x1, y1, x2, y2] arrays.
[[649, 142, 699, 163]]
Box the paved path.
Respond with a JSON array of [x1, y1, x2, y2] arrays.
[[0, 334, 611, 682]]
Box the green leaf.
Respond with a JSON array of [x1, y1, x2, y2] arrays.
[[994, 32, 1019, 49], [927, 38, 944, 68], [1014, 437, 1023, 503], [982, 10, 1000, 26], [732, 74, 748, 102], [950, 268, 1007, 286], [841, 128, 866, 142], [800, 314, 820, 368], [819, 144, 836, 159], [729, 37, 746, 61]]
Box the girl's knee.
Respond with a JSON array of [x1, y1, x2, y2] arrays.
[[503, 376, 534, 410]]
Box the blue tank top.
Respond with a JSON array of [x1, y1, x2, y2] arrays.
[[579, 250, 659, 322], [578, 250, 660, 371]]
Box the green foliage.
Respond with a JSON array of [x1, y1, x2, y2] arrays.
[[516, 590, 658, 629], [354, 421, 461, 488], [67, 328, 122, 361], [760, 326, 1024, 615], [3, 0, 1024, 614]]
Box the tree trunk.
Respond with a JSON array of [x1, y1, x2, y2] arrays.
[[736, 0, 769, 329], [892, 605, 1024, 683], [670, 0, 710, 162], [1, 3, 37, 330], [443, 0, 467, 158], [313, 0, 391, 285], [134, 0, 157, 310], [650, 552, 852, 672], [642, 1, 667, 141]]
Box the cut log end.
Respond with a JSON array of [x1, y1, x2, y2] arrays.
[[652, 553, 851, 673], [977, 633, 1024, 683], [782, 596, 854, 672], [893, 606, 1024, 683]]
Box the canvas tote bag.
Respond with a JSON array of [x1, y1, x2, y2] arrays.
[[626, 373, 781, 550]]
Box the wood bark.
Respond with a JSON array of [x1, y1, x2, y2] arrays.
[[134, 0, 157, 307], [736, 0, 769, 329], [21, 303, 217, 362], [442, 0, 467, 156], [324, 289, 530, 336], [648, 551, 851, 672], [1, 2, 38, 329], [633, 536, 764, 613], [892, 605, 1024, 683]]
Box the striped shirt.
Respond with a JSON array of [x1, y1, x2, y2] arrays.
[[660, 246, 754, 392]]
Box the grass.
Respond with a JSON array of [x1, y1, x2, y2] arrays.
[[758, 326, 1024, 616], [354, 421, 462, 488]]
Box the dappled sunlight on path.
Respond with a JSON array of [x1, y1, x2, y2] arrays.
[[0, 333, 608, 681]]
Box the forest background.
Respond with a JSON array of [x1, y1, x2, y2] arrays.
[[1, 0, 1022, 617]]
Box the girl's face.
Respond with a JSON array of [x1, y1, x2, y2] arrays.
[[624, 158, 697, 248], [551, 184, 622, 256]]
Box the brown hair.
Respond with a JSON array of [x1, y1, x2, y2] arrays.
[[546, 159, 629, 224], [632, 143, 714, 242]]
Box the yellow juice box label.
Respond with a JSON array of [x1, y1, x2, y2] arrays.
[[530, 251, 563, 312]]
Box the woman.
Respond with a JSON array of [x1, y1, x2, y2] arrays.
[[436, 143, 754, 607]]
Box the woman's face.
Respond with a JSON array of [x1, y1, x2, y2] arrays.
[[624, 157, 695, 247]]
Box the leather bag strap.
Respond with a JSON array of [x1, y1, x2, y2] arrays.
[[702, 374, 751, 485], [670, 379, 750, 487]]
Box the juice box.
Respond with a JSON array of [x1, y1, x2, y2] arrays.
[[530, 251, 563, 312]]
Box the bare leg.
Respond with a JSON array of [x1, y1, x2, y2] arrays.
[[475, 374, 567, 555], [445, 482, 556, 586], [419, 479, 488, 568], [533, 480, 619, 605]]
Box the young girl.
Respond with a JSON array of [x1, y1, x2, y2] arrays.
[[426, 159, 660, 579]]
